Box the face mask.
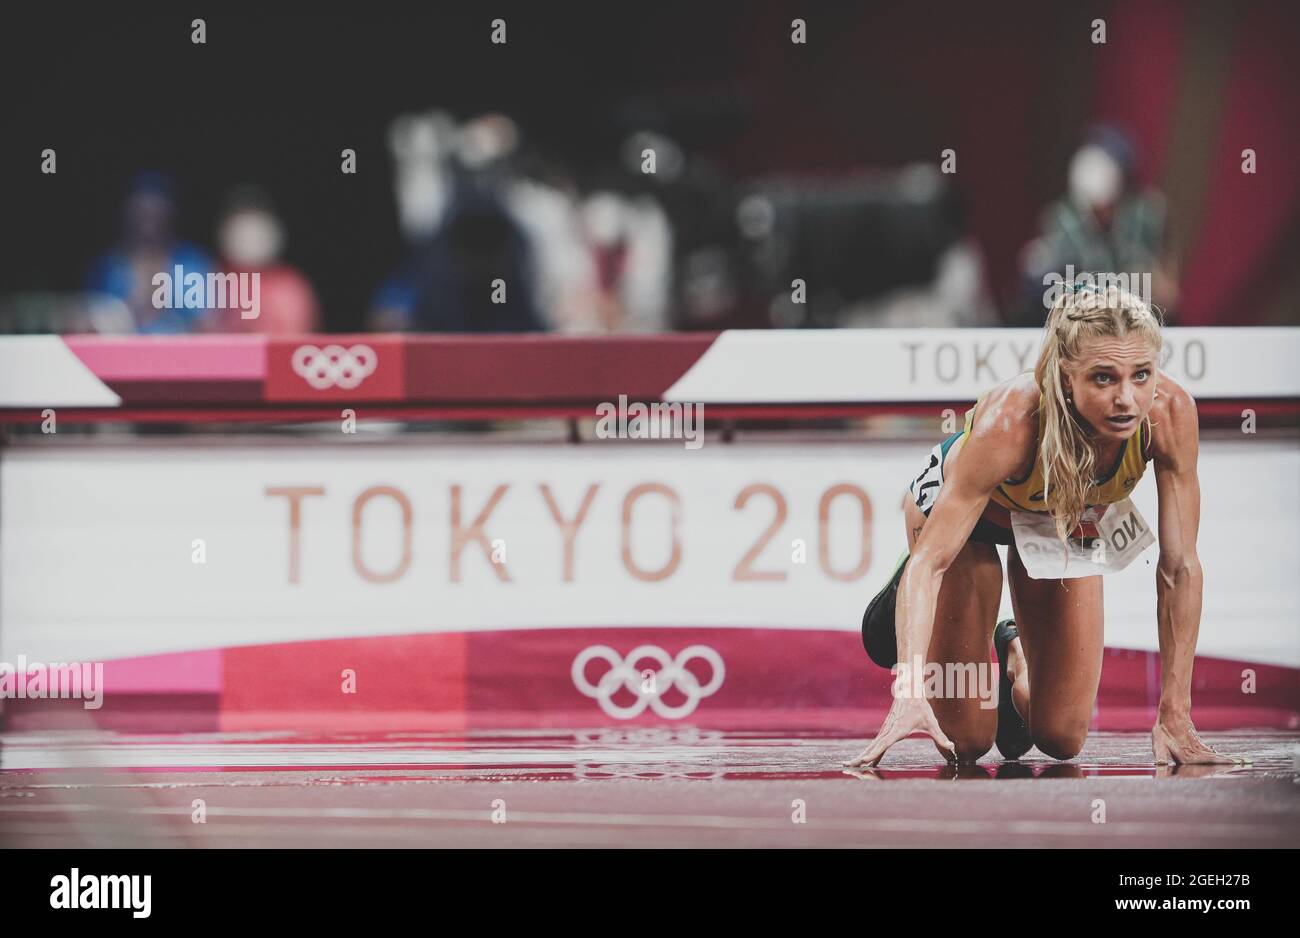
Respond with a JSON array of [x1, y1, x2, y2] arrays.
[[1068, 145, 1122, 210], [220, 210, 283, 267]]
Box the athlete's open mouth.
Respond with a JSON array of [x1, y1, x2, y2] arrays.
[[1106, 415, 1136, 427]]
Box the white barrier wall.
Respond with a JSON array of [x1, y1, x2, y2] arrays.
[[2, 437, 1297, 668], [664, 328, 1300, 402], [2, 329, 1299, 408]]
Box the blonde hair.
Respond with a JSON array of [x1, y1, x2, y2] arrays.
[[1035, 285, 1164, 546]]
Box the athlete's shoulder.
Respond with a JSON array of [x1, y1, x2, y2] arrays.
[[968, 372, 1039, 439], [1149, 370, 1198, 467], [962, 374, 1039, 488], [1152, 370, 1196, 415]]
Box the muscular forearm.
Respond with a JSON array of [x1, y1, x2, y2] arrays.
[[896, 557, 944, 668], [1154, 557, 1204, 717]]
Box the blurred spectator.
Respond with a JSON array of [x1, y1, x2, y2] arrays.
[[407, 171, 545, 333], [205, 186, 320, 334], [574, 189, 672, 333], [1013, 125, 1178, 325], [370, 111, 676, 334], [503, 139, 674, 333], [85, 172, 213, 333], [367, 111, 456, 332], [506, 172, 602, 332], [369, 111, 543, 333]]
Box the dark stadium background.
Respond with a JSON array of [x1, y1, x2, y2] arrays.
[[2, 1, 1296, 329]]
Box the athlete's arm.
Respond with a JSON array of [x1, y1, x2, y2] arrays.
[[846, 383, 1034, 769], [897, 388, 1035, 667], [1148, 378, 1237, 765]]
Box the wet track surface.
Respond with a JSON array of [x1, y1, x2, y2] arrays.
[[1, 728, 1297, 847]]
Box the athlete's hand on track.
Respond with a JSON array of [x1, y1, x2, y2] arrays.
[[1151, 714, 1245, 765], [844, 695, 957, 768]]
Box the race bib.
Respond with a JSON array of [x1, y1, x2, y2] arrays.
[[1010, 497, 1155, 579]]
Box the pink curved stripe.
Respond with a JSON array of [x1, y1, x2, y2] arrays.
[[65, 335, 267, 381]]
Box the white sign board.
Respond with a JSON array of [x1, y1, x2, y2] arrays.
[[2, 438, 1296, 670]]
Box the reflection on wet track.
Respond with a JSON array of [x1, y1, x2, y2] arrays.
[[0, 727, 1294, 778], [2, 728, 1296, 847]]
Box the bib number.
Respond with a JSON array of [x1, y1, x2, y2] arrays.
[[1010, 497, 1155, 579]]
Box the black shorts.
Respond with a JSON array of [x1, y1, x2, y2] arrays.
[[907, 431, 1015, 547]]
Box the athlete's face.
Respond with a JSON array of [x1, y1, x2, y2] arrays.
[[1063, 334, 1158, 442]]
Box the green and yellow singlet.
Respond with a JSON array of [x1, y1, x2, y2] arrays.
[[959, 389, 1154, 513]]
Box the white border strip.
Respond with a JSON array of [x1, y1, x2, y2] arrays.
[[0, 336, 122, 407]]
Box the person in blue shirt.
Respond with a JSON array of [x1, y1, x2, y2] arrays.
[[86, 172, 214, 334]]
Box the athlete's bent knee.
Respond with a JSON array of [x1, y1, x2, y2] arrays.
[[1031, 722, 1088, 761], [949, 732, 995, 763]]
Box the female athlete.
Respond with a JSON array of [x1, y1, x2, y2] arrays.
[[850, 285, 1241, 767]]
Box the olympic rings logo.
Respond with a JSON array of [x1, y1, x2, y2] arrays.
[[291, 344, 378, 390], [571, 644, 725, 719], [575, 762, 725, 780], [575, 727, 722, 745]]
